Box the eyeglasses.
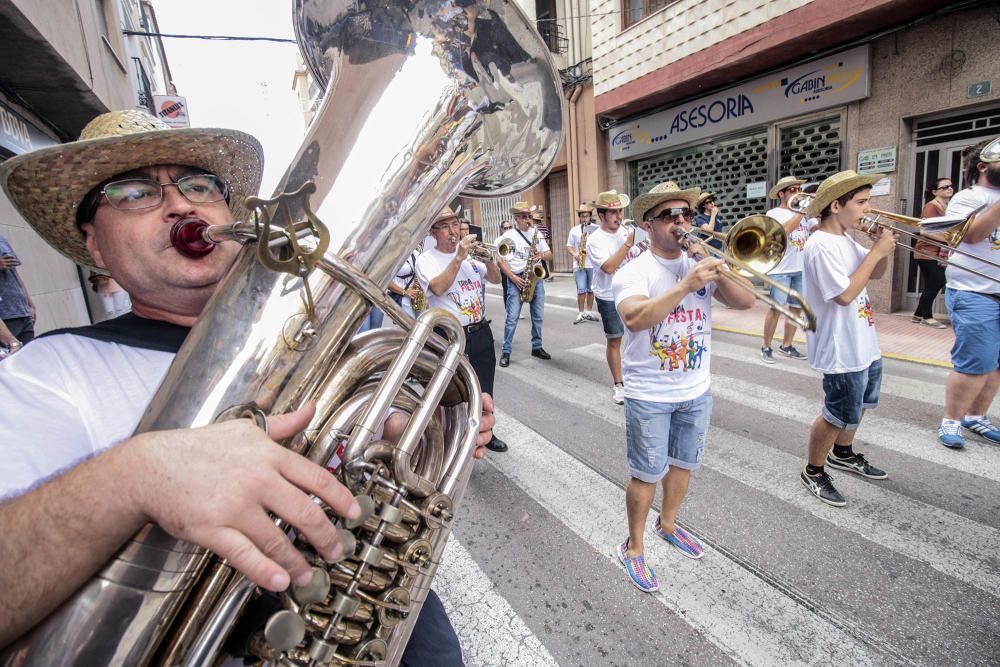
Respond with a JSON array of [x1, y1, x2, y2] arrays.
[[99, 174, 229, 211], [937, 184, 954, 190], [647, 207, 694, 222], [785, 186, 801, 194]]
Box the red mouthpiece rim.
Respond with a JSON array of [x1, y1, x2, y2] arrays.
[[170, 219, 215, 258]]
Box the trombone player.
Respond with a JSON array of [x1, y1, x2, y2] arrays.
[[938, 138, 1000, 448]]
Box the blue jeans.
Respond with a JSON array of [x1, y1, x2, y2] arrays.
[[357, 307, 385, 333], [821, 358, 883, 430], [573, 267, 593, 294], [502, 274, 544, 354], [624, 390, 713, 482], [946, 288, 1000, 374], [768, 271, 802, 308]]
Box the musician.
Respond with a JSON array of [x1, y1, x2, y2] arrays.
[[799, 170, 896, 507], [0, 111, 494, 663], [531, 206, 554, 281], [938, 139, 1000, 448], [417, 207, 508, 452], [694, 191, 725, 252], [566, 202, 599, 324], [497, 201, 552, 367], [586, 190, 634, 405], [613, 181, 754, 592], [760, 175, 810, 364]]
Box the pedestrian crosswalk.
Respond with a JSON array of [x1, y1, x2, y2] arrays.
[[431, 337, 999, 666]]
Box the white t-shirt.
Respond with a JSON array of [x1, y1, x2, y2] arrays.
[[802, 230, 881, 373], [498, 227, 549, 274], [566, 223, 598, 269], [393, 250, 418, 313], [587, 226, 631, 300], [613, 252, 717, 403], [767, 207, 812, 275], [0, 335, 172, 500], [945, 185, 1000, 295], [415, 248, 488, 327]]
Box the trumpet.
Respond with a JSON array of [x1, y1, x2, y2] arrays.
[[787, 192, 813, 215], [675, 215, 817, 331], [468, 241, 505, 263]]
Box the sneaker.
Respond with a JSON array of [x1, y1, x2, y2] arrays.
[[938, 420, 965, 448], [616, 539, 659, 593], [922, 318, 947, 329], [653, 516, 704, 559], [825, 451, 888, 479], [585, 311, 600, 322], [778, 344, 806, 360], [961, 416, 1000, 444], [573, 313, 586, 325], [612, 383, 625, 405], [800, 467, 847, 507], [761, 347, 775, 364]]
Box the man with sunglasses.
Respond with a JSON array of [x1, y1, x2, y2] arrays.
[[613, 181, 754, 592], [497, 201, 552, 367], [760, 175, 810, 364], [0, 110, 492, 664]]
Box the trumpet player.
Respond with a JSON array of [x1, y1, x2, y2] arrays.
[[938, 139, 1000, 448], [497, 201, 552, 367], [613, 181, 755, 593], [0, 111, 495, 662], [566, 202, 599, 324], [760, 175, 810, 364]]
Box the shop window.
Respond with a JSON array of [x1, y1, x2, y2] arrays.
[[623, 0, 677, 29]]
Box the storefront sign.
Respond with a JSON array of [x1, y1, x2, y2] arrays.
[[153, 95, 190, 128], [609, 46, 871, 161], [857, 146, 896, 174], [0, 99, 56, 154], [745, 181, 767, 199]]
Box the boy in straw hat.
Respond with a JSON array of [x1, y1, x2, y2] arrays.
[[798, 170, 897, 507], [566, 202, 599, 323], [586, 190, 634, 404], [760, 174, 810, 364], [0, 110, 491, 662], [612, 181, 755, 592]]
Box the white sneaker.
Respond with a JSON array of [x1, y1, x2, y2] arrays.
[[573, 313, 586, 325], [612, 383, 625, 404], [519, 311, 525, 319], [586, 311, 600, 322]]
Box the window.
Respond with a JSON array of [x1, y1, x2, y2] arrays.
[[623, 0, 675, 29], [95, 0, 127, 71]]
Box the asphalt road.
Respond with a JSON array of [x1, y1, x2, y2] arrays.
[[431, 277, 1000, 667]]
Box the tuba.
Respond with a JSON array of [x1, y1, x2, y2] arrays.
[[0, 0, 563, 665]]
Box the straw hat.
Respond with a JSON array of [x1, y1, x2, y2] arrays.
[[0, 109, 263, 268], [432, 206, 459, 225], [576, 203, 593, 214], [632, 181, 701, 223], [807, 170, 885, 218], [510, 201, 534, 215], [530, 205, 545, 221], [768, 176, 807, 200], [594, 190, 630, 211], [697, 191, 716, 209]]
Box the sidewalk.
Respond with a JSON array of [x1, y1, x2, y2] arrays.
[[536, 274, 954, 368]]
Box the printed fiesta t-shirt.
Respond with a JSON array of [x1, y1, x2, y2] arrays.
[[415, 247, 487, 326], [801, 230, 881, 373], [613, 251, 716, 403]]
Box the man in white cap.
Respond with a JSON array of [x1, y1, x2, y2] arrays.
[[0, 110, 492, 663], [566, 202, 599, 323], [586, 190, 634, 404], [760, 175, 810, 364], [613, 181, 754, 593], [799, 170, 896, 507], [497, 200, 552, 367]]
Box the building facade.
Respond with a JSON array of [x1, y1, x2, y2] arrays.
[[593, 0, 1000, 313]]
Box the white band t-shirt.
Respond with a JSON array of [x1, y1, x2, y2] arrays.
[[767, 207, 812, 275], [566, 223, 598, 270], [498, 227, 549, 275], [415, 248, 487, 326], [587, 227, 631, 300], [945, 185, 1000, 295]]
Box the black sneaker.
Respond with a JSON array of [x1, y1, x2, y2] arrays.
[[800, 467, 846, 507], [531, 347, 551, 360], [761, 347, 776, 364], [825, 452, 887, 479], [778, 344, 806, 360], [498, 353, 510, 367]]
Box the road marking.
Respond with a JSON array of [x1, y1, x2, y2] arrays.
[[436, 539, 559, 667], [500, 357, 1000, 597], [490, 409, 880, 666]]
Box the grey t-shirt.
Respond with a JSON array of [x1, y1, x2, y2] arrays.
[[0, 234, 30, 319]]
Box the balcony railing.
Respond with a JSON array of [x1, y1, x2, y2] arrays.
[[131, 57, 154, 113], [537, 20, 568, 55]]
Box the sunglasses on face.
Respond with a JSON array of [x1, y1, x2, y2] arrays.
[[785, 186, 801, 194], [647, 207, 694, 223], [937, 184, 954, 190], [100, 174, 229, 211]]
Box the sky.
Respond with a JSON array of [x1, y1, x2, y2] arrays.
[[150, 1, 306, 194]]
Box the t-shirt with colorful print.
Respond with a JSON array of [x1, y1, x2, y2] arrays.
[[613, 251, 717, 403], [766, 207, 812, 275], [415, 247, 487, 327], [801, 230, 881, 374]]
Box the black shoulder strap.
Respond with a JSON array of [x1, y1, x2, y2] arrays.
[[39, 312, 190, 353]]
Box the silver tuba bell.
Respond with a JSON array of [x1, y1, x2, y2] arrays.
[[0, 0, 563, 665]]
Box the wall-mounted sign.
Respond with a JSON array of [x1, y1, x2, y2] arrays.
[[857, 146, 896, 175], [870, 177, 891, 197], [153, 95, 190, 128], [0, 99, 56, 155], [746, 181, 767, 199], [609, 45, 871, 161], [968, 81, 991, 98]]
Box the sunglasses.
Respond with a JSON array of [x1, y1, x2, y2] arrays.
[[647, 207, 694, 222], [99, 174, 229, 211], [936, 184, 954, 190]]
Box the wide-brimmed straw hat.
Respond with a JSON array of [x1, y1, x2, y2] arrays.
[[531, 205, 545, 221], [594, 190, 630, 211], [807, 170, 885, 218], [432, 206, 460, 225], [576, 203, 593, 214], [768, 176, 807, 200], [632, 181, 701, 222], [697, 191, 716, 208], [510, 201, 534, 215], [0, 109, 263, 268]]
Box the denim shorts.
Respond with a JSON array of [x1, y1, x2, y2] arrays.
[[821, 358, 883, 430], [574, 267, 593, 294], [946, 288, 1000, 375], [768, 271, 802, 308], [624, 391, 712, 482], [596, 297, 624, 339]]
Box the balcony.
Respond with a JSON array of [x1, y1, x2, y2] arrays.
[[536, 20, 567, 55]]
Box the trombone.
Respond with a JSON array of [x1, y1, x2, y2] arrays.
[[674, 215, 817, 331]]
